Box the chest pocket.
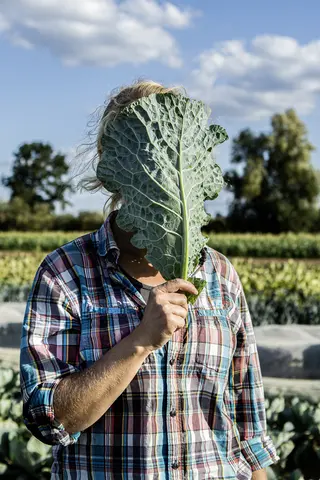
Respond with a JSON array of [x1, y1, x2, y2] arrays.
[[193, 307, 234, 374], [79, 306, 144, 366]]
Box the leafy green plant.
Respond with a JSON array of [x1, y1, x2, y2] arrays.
[[0, 365, 52, 478], [233, 259, 320, 303], [247, 295, 320, 326], [96, 92, 228, 302], [266, 396, 320, 479]]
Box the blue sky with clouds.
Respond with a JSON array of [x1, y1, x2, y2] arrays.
[[1, 0, 320, 216]]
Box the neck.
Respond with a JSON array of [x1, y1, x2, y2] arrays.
[[111, 211, 155, 270], [110, 211, 166, 285]]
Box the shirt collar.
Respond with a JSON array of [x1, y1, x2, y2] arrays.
[[93, 210, 120, 264]]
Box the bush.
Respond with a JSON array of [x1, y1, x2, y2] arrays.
[[0, 199, 104, 233], [0, 199, 54, 232]]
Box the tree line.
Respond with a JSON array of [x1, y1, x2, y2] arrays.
[[1, 109, 319, 233]]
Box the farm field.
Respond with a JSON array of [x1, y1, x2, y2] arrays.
[[1, 251, 320, 299], [1, 231, 320, 257], [1, 232, 320, 325]]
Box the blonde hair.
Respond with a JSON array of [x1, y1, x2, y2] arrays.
[[73, 79, 184, 217]]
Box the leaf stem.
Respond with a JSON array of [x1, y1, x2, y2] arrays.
[[178, 107, 188, 280]]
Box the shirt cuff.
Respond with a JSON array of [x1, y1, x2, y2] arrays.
[[23, 377, 81, 446], [240, 435, 280, 471]]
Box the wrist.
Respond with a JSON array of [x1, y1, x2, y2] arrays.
[[130, 325, 155, 356]]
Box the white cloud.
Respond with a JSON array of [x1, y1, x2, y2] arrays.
[[190, 35, 320, 120], [0, 0, 194, 67], [0, 13, 10, 33]]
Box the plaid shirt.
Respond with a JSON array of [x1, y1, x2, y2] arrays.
[[20, 211, 279, 479]]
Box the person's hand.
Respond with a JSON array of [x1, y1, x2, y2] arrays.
[[134, 279, 198, 352]]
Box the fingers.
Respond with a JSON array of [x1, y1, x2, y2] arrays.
[[170, 305, 188, 318], [172, 315, 186, 331], [156, 278, 198, 296], [166, 293, 188, 308]]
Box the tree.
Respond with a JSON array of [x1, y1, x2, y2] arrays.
[[1, 143, 75, 213], [0, 197, 54, 231], [225, 109, 320, 233]]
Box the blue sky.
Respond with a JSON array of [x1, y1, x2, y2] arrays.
[[1, 0, 320, 217]]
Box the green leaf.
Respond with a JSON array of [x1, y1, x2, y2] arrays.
[[0, 462, 8, 474], [185, 278, 207, 305], [283, 421, 295, 432], [0, 419, 20, 459], [26, 436, 51, 461], [97, 93, 227, 295], [0, 369, 14, 390], [10, 402, 23, 423], [0, 399, 12, 419], [266, 466, 278, 480], [270, 396, 285, 414], [9, 433, 41, 473], [289, 470, 304, 480]]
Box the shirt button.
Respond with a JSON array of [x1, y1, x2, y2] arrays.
[[172, 460, 180, 469], [169, 357, 175, 365], [170, 408, 177, 417]]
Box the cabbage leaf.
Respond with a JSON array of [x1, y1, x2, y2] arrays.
[[97, 93, 228, 302]]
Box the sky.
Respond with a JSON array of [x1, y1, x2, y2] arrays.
[[1, 0, 320, 217]]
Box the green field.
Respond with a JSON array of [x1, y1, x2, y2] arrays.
[[1, 231, 319, 324], [1, 231, 320, 258], [1, 252, 319, 300]]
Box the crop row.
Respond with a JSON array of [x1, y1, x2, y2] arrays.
[[0, 231, 85, 252], [1, 232, 320, 258], [233, 258, 320, 302], [207, 233, 320, 258], [1, 253, 319, 300], [1, 254, 319, 325]]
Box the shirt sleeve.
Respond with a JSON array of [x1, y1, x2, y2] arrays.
[[20, 262, 82, 446], [230, 280, 280, 471]]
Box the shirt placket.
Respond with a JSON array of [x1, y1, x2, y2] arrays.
[[166, 325, 186, 479]]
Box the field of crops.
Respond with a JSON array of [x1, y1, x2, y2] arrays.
[[1, 231, 320, 257], [1, 252, 319, 298], [1, 231, 319, 324], [207, 233, 320, 258], [1, 245, 319, 325], [0, 231, 89, 252], [233, 258, 320, 300]]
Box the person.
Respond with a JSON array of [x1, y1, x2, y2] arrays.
[[20, 80, 279, 479]]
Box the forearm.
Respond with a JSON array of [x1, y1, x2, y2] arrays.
[[252, 468, 267, 480], [53, 325, 151, 434]]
